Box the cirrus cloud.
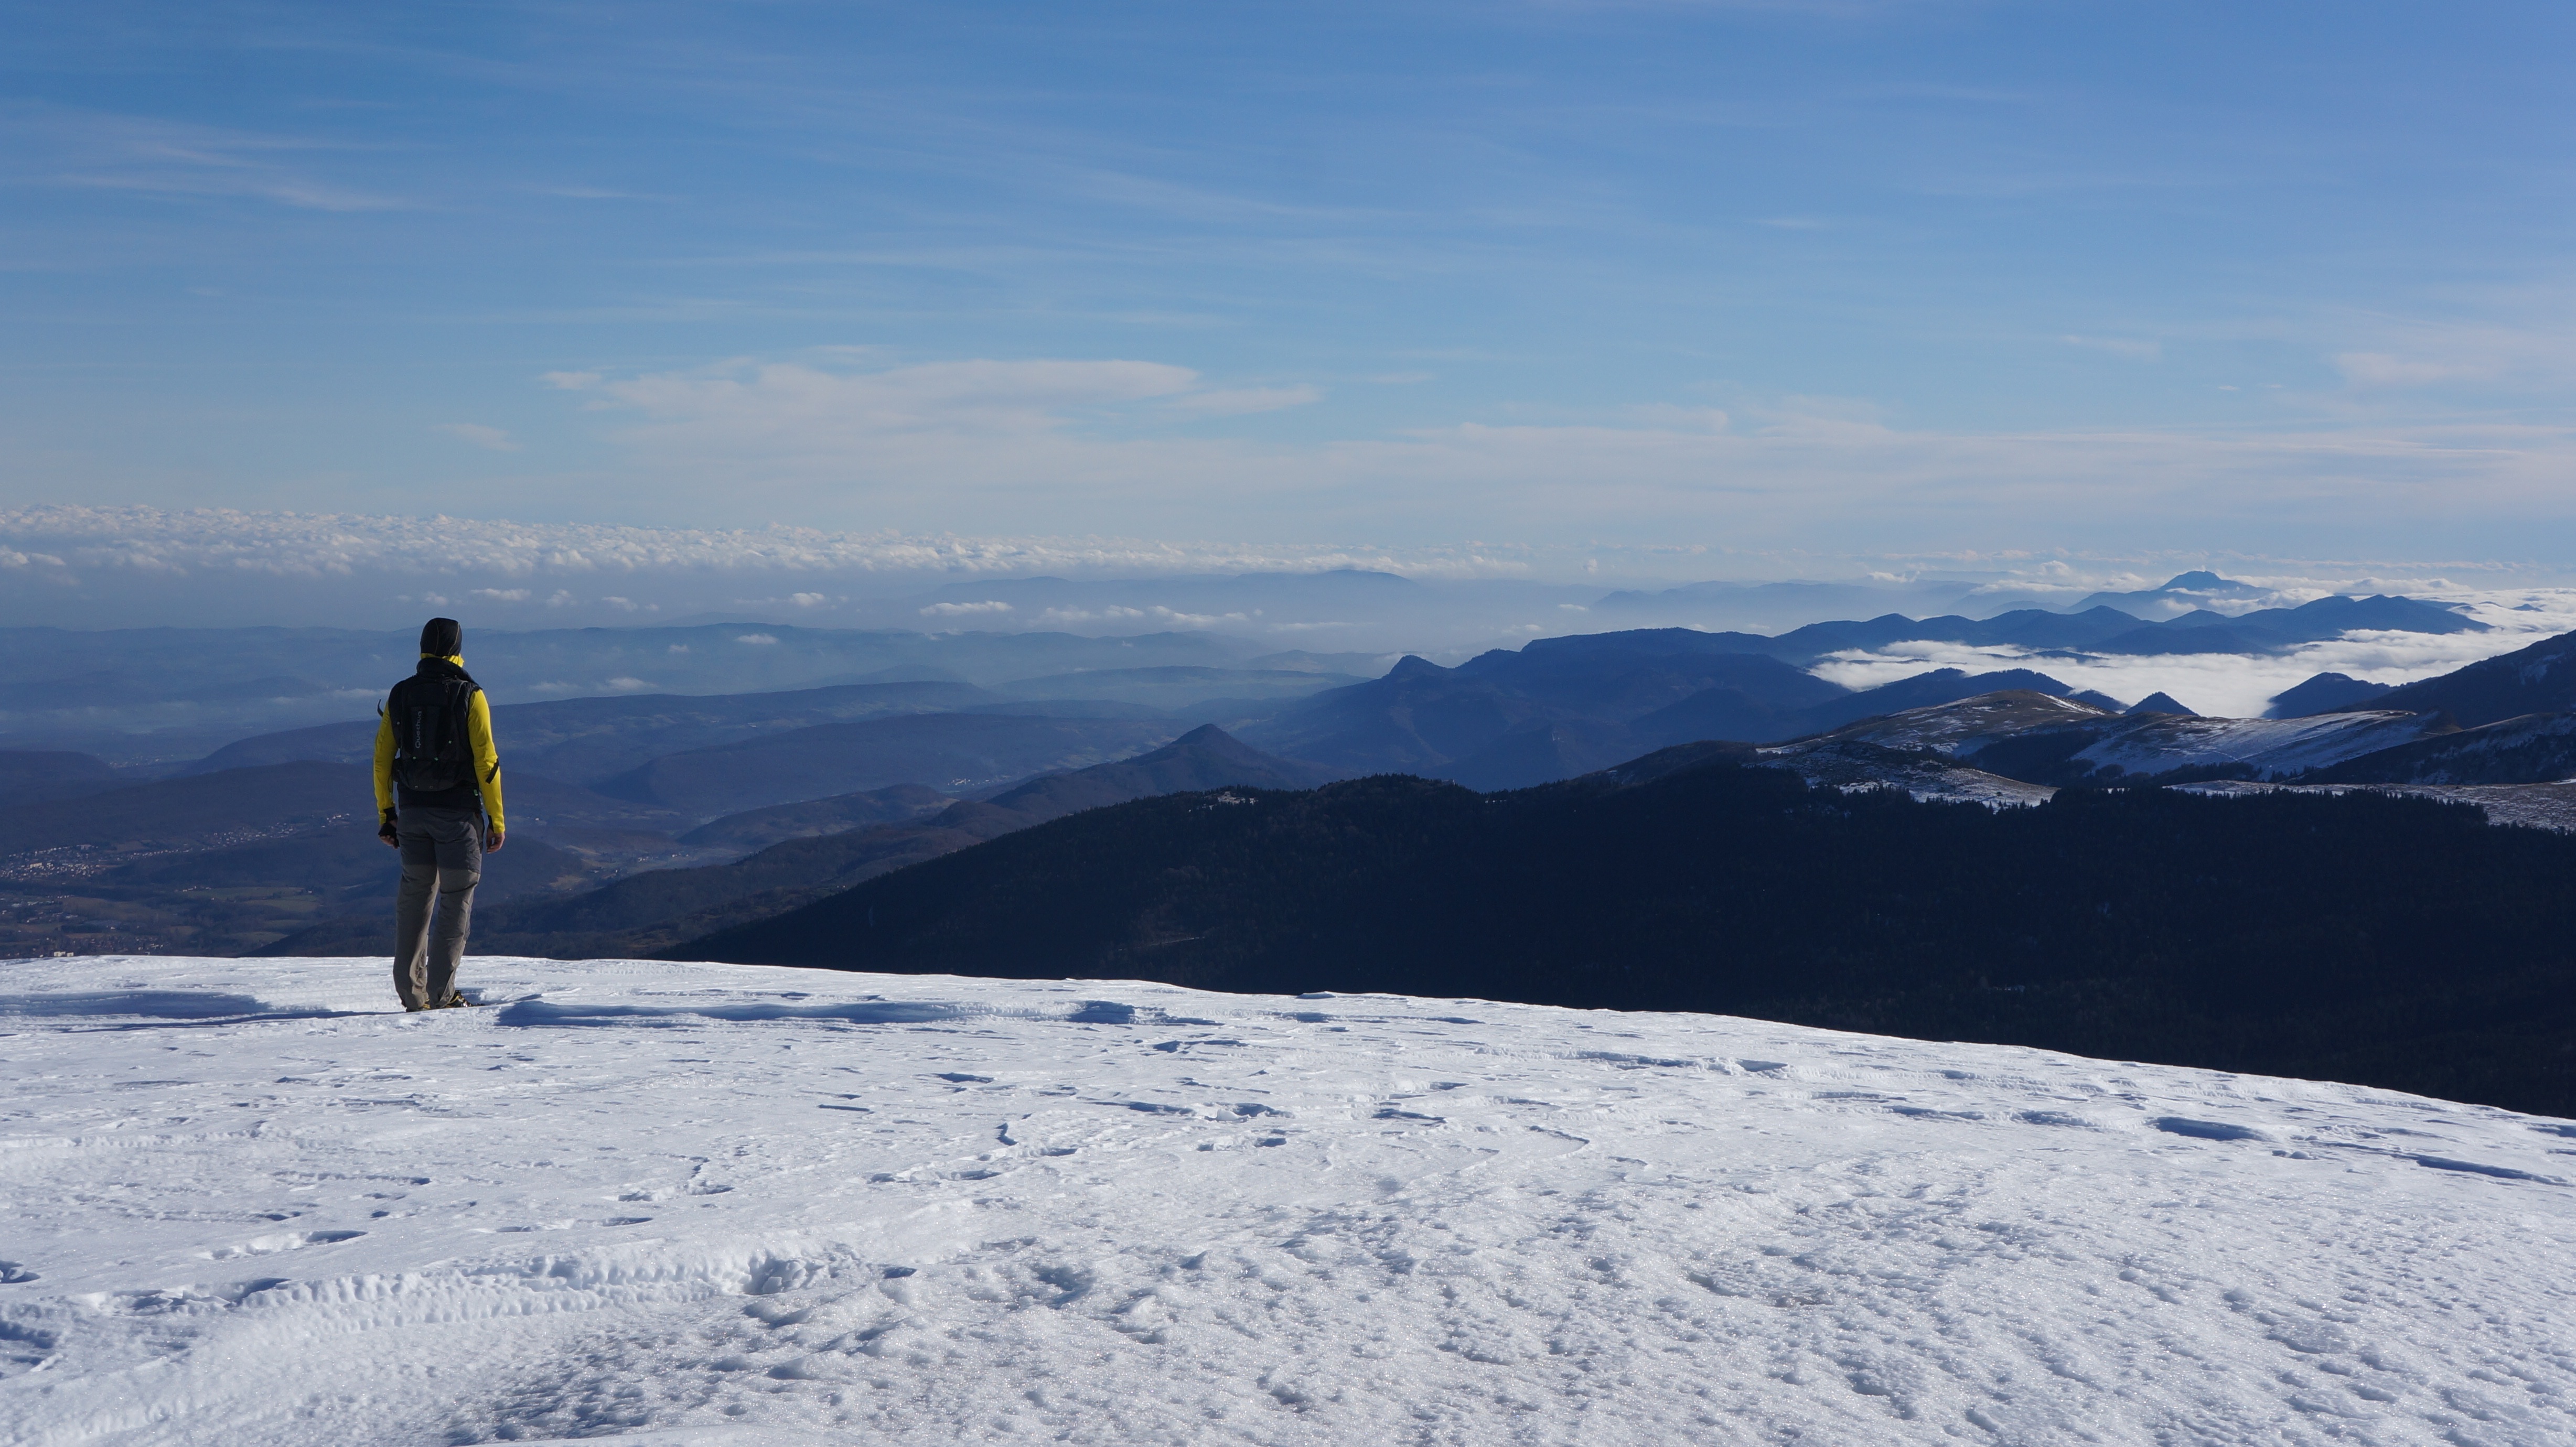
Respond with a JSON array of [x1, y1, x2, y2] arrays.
[[555, 357, 1206, 440]]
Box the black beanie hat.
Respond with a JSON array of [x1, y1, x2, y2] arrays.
[[420, 617, 463, 657]]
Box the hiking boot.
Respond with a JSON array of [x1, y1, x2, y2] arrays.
[[437, 990, 470, 1009]]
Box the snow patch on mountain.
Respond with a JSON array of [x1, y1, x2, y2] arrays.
[[1774, 689, 2111, 755], [2067, 709, 2451, 780], [1761, 742, 2057, 809], [3, 955, 2572, 1446], [1781, 691, 2456, 784]]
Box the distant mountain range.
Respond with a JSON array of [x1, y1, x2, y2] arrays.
[[0, 622, 1380, 763], [1210, 587, 2485, 787], [4, 586, 2564, 964], [192, 679, 1004, 782], [1737, 592, 2481, 666], [673, 784, 954, 852], [2066, 568, 2277, 619], [1230, 633, 2136, 789], [591, 712, 1182, 817]]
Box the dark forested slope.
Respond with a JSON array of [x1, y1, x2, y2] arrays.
[[687, 759, 2576, 1116]]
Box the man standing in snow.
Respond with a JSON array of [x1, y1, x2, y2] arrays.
[[374, 617, 506, 1011]]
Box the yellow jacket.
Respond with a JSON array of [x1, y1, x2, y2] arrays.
[[372, 654, 506, 828]]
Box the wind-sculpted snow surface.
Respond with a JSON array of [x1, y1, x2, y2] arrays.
[[3, 958, 2574, 1446]]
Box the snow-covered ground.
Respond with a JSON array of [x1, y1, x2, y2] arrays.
[[5, 956, 2575, 1447]]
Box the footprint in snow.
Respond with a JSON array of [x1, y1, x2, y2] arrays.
[[206, 1230, 364, 1260], [2153, 1117, 2267, 1142], [2413, 1156, 2558, 1183], [93, 1279, 295, 1314], [2015, 1110, 2094, 1128], [0, 1318, 58, 1373]]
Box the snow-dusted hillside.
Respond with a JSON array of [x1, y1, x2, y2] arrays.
[[2066, 709, 2450, 780], [1789, 689, 2112, 754], [1795, 690, 2452, 779], [5, 956, 2574, 1447]]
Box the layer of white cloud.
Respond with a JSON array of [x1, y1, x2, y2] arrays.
[[497, 354, 2576, 556], [0, 504, 1533, 585], [555, 357, 1206, 444], [3, 503, 2569, 649]]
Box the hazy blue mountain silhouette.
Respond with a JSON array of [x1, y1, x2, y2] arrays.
[[2267, 672, 2392, 718], [592, 712, 1180, 817], [0, 749, 122, 809], [678, 784, 957, 852], [193, 679, 1003, 783], [274, 725, 1333, 960]]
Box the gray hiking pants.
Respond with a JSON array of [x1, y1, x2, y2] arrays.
[[394, 805, 485, 1009]]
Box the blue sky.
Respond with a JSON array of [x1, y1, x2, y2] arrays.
[[4, 1, 2572, 568]]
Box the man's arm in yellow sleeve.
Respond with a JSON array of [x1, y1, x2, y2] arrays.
[[466, 689, 505, 829], [372, 708, 397, 818]]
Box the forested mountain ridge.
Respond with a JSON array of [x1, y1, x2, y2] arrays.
[[682, 755, 2576, 1116]]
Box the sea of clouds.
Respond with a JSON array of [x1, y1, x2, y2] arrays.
[[4, 504, 2569, 720], [0, 504, 1565, 628]]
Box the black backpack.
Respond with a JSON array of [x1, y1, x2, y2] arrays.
[[387, 668, 482, 794]]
